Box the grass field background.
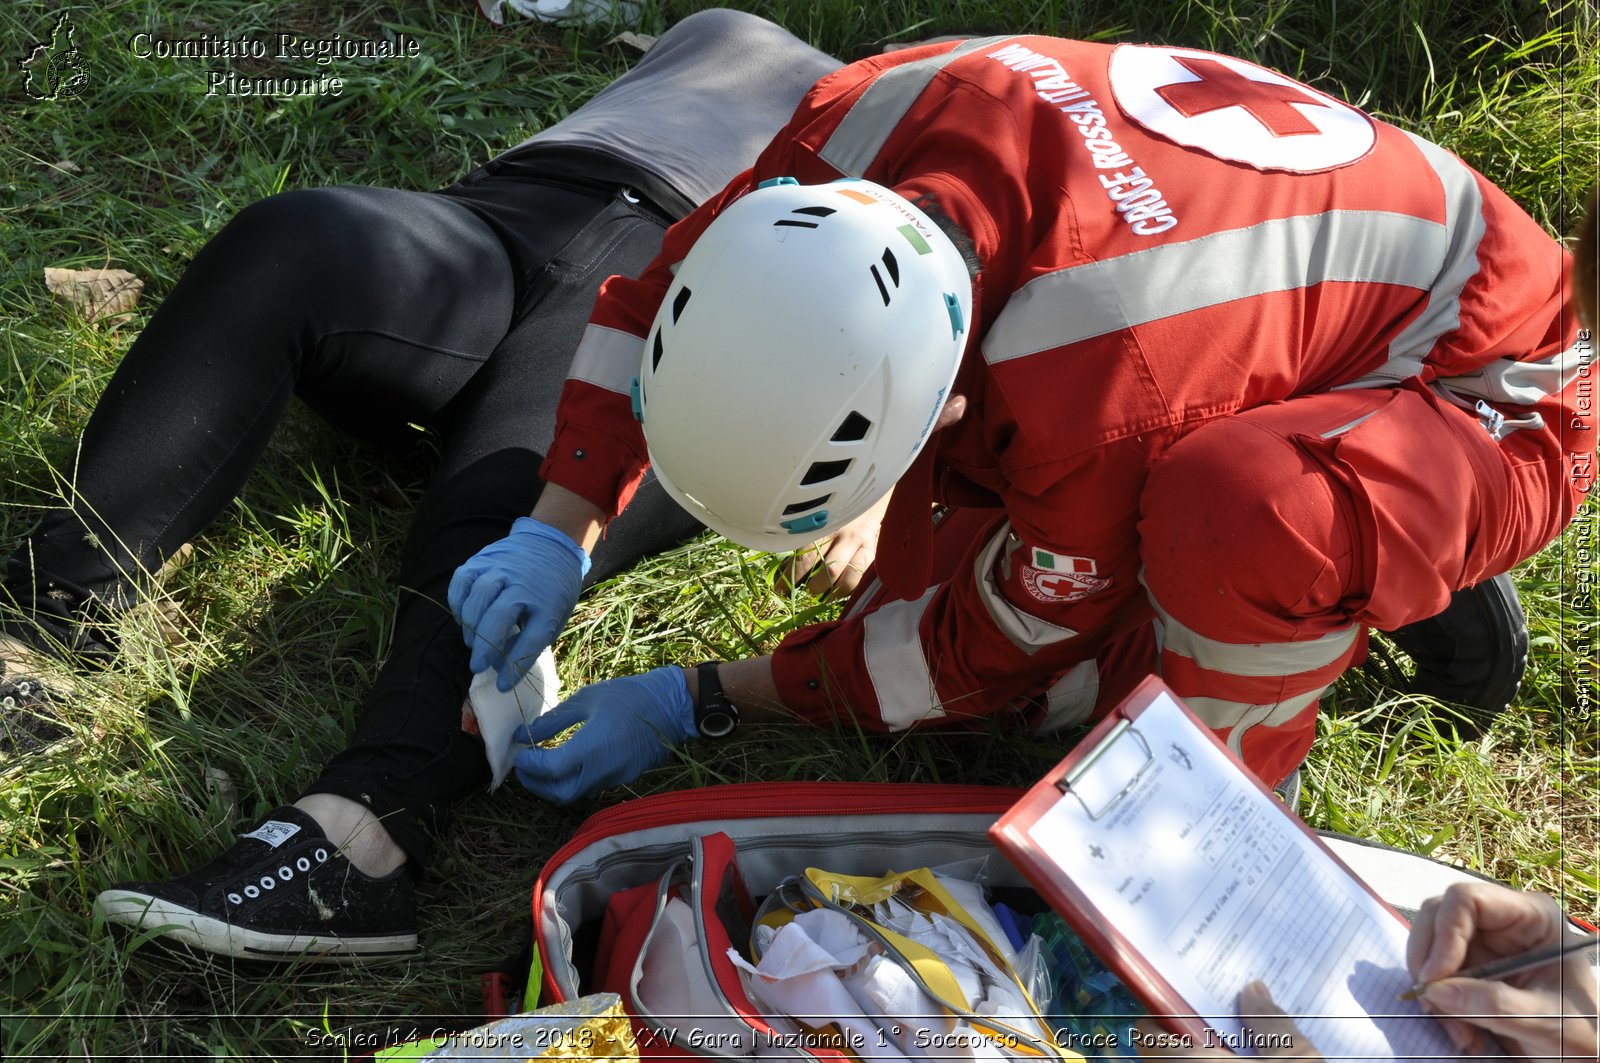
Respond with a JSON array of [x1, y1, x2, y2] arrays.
[[2, 0, 1596, 1058]]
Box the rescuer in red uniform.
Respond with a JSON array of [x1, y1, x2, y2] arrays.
[[450, 35, 1592, 800]]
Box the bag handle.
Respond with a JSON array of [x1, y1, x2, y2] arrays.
[[627, 851, 818, 1060], [626, 854, 695, 1041]]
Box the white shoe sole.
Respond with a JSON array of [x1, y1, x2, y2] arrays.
[[95, 890, 418, 961]]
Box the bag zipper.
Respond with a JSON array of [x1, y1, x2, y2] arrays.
[[551, 782, 1024, 865], [688, 836, 814, 1061]]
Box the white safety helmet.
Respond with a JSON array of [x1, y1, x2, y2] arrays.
[[632, 177, 973, 552]]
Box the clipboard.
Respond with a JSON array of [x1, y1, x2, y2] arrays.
[[989, 676, 1457, 1058]]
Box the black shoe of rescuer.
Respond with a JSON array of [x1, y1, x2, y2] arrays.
[[1373, 572, 1529, 731]]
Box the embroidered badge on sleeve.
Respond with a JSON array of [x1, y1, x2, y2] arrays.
[[1020, 547, 1111, 603]]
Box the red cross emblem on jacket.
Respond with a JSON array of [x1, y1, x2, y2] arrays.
[[1110, 45, 1375, 173], [1155, 56, 1329, 137]]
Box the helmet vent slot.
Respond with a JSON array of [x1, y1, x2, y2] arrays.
[[801, 458, 852, 486], [671, 286, 692, 323], [868, 246, 904, 306], [774, 219, 819, 229], [651, 329, 664, 371], [831, 411, 872, 442], [783, 494, 831, 516], [793, 205, 837, 218], [869, 265, 891, 306]]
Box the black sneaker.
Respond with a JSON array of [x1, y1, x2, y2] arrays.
[[1369, 572, 1529, 732], [95, 806, 418, 962], [0, 650, 70, 766]]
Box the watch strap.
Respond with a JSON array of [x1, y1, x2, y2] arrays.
[[692, 661, 739, 739]]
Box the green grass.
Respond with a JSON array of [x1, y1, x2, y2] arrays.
[[2, 0, 1596, 1058]]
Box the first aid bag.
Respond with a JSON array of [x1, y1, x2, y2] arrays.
[[529, 783, 1113, 1060]]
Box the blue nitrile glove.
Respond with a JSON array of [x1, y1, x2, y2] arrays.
[[448, 517, 591, 691], [511, 666, 696, 804]]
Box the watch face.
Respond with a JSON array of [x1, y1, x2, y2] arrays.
[[698, 708, 737, 739]]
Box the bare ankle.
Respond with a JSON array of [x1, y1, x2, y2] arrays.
[[293, 794, 407, 878]]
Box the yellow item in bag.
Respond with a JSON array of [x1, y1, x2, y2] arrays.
[[400, 992, 638, 1060], [753, 867, 1077, 1061]]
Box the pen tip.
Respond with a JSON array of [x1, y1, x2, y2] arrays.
[[1397, 989, 1420, 1001]]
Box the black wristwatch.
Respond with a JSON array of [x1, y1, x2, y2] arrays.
[[692, 661, 739, 739]]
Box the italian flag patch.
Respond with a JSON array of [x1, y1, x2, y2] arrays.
[[1031, 548, 1098, 576], [1020, 547, 1109, 603]]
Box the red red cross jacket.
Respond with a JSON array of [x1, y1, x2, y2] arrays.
[[540, 36, 1585, 752]]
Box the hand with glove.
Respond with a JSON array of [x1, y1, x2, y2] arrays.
[[512, 666, 697, 804], [449, 517, 591, 692]]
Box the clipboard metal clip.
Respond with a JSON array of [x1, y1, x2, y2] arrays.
[[1056, 719, 1154, 821]]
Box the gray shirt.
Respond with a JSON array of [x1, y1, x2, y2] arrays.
[[496, 8, 841, 218]]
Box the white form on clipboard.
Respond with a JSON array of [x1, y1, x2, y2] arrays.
[[993, 679, 1462, 1062]]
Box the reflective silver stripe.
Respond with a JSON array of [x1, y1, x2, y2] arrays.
[[862, 587, 947, 730], [1334, 353, 1426, 391], [817, 36, 1014, 176], [565, 324, 642, 396], [1437, 338, 1590, 407], [845, 576, 884, 619], [1146, 574, 1358, 677], [976, 521, 1078, 653], [1383, 131, 1487, 363], [983, 211, 1446, 364], [1178, 688, 1325, 761], [1185, 689, 1322, 734], [1035, 660, 1100, 734]]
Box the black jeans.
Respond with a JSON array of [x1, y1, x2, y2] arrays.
[[3, 173, 701, 867]]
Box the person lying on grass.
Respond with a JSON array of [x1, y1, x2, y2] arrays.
[[0, 9, 838, 961]]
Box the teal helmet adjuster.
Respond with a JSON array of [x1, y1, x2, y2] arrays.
[[943, 292, 965, 340], [780, 510, 829, 535]]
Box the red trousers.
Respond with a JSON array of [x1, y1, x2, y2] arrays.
[[924, 381, 1590, 785]]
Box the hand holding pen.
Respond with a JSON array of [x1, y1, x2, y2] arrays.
[[1406, 881, 1598, 1061], [1134, 881, 1597, 1063]]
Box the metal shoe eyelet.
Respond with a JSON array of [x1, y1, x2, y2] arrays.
[[244, 885, 260, 898], [278, 867, 292, 881], [260, 875, 275, 890], [314, 848, 328, 863], [2, 696, 13, 708], [16, 682, 30, 696], [296, 857, 310, 872], [228, 893, 243, 905]]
